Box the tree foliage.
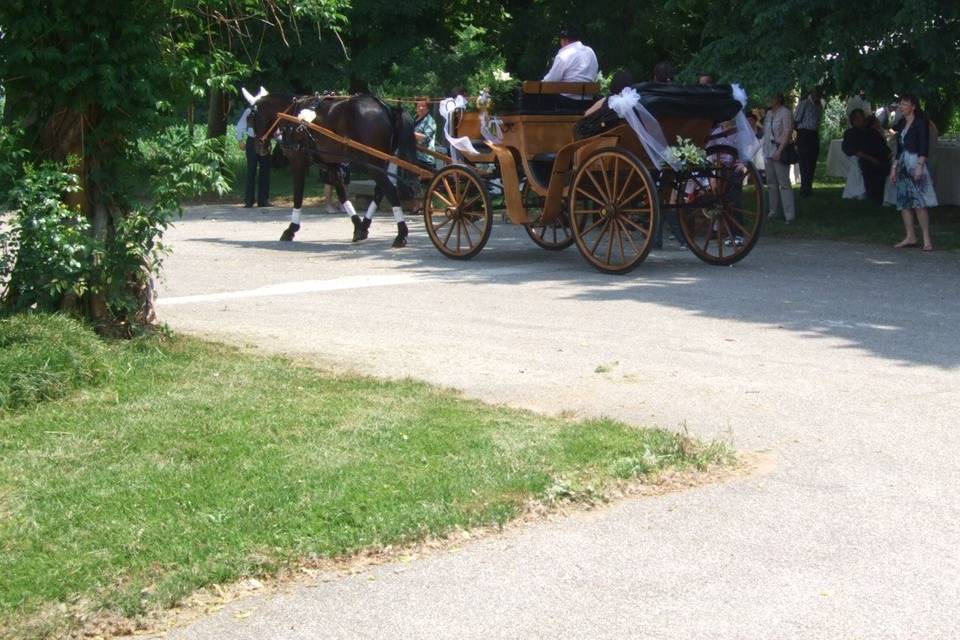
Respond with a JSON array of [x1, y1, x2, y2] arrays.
[[0, 1, 344, 330]]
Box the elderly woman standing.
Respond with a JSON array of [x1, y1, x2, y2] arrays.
[[891, 94, 937, 251], [413, 97, 437, 168], [762, 93, 796, 223]]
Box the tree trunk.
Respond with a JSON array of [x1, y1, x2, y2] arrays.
[[206, 87, 230, 138]]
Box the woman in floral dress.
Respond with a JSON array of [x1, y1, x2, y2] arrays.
[[890, 94, 937, 251]]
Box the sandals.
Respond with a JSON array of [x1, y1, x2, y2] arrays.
[[893, 240, 918, 249], [922, 245, 935, 252]]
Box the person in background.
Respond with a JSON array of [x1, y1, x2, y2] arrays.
[[793, 87, 822, 197], [236, 105, 271, 208], [890, 94, 937, 251], [413, 97, 437, 168], [542, 24, 599, 111], [653, 60, 674, 83], [762, 92, 796, 223], [843, 109, 891, 205]]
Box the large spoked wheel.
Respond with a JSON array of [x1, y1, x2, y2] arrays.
[[676, 162, 765, 266], [569, 148, 659, 274], [522, 182, 574, 251], [423, 164, 493, 260]]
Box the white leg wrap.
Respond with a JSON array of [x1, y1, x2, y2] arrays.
[[291, 208, 301, 225], [366, 201, 378, 219], [392, 206, 405, 223], [343, 200, 357, 218]]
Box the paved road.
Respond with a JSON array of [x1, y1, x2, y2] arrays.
[[156, 205, 960, 639]]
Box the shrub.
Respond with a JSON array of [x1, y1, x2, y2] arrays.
[[0, 314, 110, 411]]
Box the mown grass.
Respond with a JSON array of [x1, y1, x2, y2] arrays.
[[0, 316, 731, 639], [763, 160, 960, 250]]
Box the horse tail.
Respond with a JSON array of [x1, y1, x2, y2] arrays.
[[393, 108, 418, 166]]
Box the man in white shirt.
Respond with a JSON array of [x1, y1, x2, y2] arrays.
[[542, 25, 598, 110]]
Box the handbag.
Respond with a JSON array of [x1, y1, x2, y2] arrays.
[[779, 140, 799, 164]]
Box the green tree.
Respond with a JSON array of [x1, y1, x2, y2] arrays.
[[0, 1, 344, 331], [685, 0, 960, 122]]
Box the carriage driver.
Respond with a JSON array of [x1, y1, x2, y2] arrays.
[[542, 24, 599, 111]]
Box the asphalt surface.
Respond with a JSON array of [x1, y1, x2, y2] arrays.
[[154, 204, 960, 639]]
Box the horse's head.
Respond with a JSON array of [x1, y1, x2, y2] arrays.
[[243, 86, 290, 157]]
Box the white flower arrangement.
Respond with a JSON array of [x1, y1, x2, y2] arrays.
[[663, 136, 708, 169]]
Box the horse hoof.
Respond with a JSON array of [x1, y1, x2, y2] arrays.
[[392, 221, 409, 248], [351, 215, 363, 242], [280, 223, 299, 242], [359, 218, 371, 241]]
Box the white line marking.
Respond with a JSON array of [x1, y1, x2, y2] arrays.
[[159, 274, 419, 306], [158, 266, 537, 306]]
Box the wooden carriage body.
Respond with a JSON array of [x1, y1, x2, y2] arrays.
[[427, 81, 763, 272]]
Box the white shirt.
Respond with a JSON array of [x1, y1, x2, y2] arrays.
[[236, 108, 254, 141], [542, 41, 599, 99]]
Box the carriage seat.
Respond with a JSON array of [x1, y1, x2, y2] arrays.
[[516, 81, 600, 115]]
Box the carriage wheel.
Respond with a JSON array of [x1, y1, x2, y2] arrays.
[[569, 148, 659, 274], [423, 165, 493, 260], [522, 182, 574, 251], [676, 162, 764, 266]]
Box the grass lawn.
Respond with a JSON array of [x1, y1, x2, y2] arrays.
[[0, 315, 731, 639], [762, 160, 960, 250]]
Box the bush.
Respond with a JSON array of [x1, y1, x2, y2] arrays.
[[0, 160, 93, 312], [0, 314, 110, 411]]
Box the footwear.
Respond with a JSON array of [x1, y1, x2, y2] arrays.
[[893, 240, 918, 249], [351, 215, 363, 242], [723, 236, 745, 248], [258, 202, 273, 208], [243, 203, 254, 208], [922, 245, 935, 252]]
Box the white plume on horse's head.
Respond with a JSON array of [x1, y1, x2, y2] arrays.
[[242, 86, 270, 106], [298, 109, 317, 123]]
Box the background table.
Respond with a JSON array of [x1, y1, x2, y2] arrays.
[[826, 138, 960, 206]]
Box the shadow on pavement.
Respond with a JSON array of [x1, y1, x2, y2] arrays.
[[189, 211, 960, 370]]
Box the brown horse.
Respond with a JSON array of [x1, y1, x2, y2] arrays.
[[246, 89, 417, 246]]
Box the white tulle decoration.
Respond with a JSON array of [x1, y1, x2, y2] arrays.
[[297, 109, 317, 123], [729, 83, 760, 163], [608, 87, 678, 170], [438, 95, 480, 160]]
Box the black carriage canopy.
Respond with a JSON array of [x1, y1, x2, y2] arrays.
[[575, 83, 744, 138]]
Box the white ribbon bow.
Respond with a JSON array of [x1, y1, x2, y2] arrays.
[[608, 87, 678, 170]]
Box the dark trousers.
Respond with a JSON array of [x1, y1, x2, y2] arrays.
[[860, 159, 891, 206], [245, 137, 271, 206], [796, 129, 819, 195]]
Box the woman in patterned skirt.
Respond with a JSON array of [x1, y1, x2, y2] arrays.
[[890, 94, 937, 251]]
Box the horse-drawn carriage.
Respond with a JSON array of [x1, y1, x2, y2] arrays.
[[258, 81, 764, 274]]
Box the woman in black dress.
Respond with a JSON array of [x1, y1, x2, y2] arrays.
[[841, 109, 891, 205]]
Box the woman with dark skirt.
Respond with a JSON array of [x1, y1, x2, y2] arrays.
[[842, 109, 891, 205], [890, 94, 937, 251]]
